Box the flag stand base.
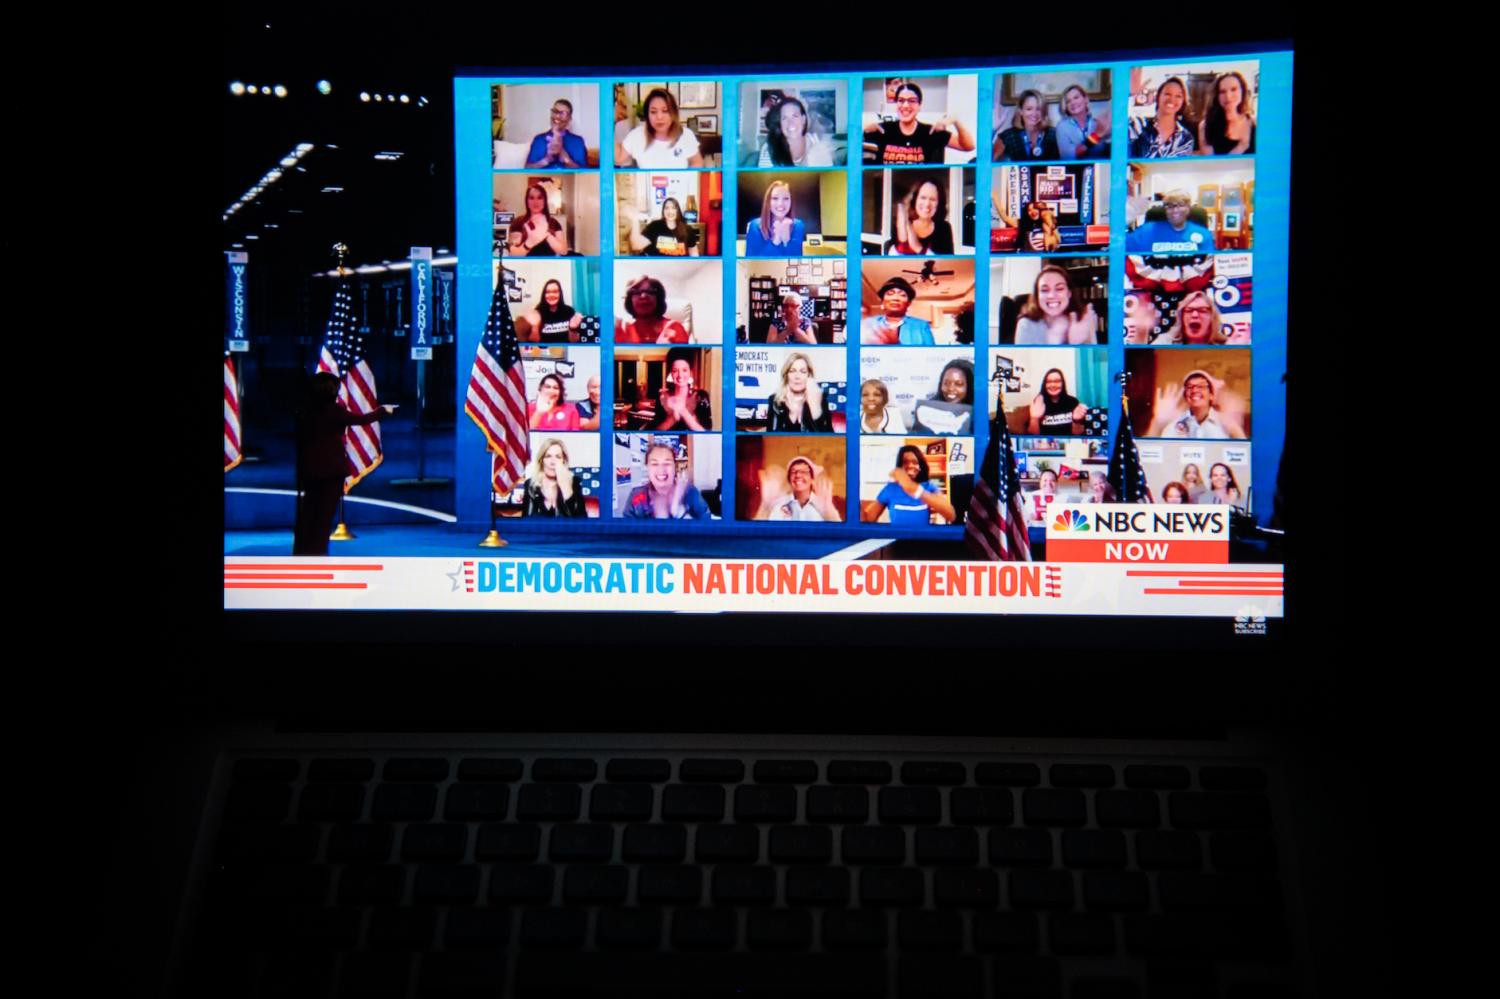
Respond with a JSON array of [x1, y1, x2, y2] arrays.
[[478, 530, 508, 548], [329, 522, 357, 542]]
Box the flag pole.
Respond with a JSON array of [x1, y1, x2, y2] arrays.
[[328, 242, 358, 543], [479, 476, 506, 547]]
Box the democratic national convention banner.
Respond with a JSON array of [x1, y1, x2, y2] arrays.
[[224, 557, 1283, 618]]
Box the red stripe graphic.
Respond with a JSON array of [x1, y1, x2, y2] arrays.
[[225, 583, 369, 590], [1143, 588, 1282, 596], [224, 573, 337, 580], [1125, 570, 1282, 578], [225, 563, 384, 571]]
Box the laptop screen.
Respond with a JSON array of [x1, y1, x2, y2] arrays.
[[224, 46, 1289, 635]]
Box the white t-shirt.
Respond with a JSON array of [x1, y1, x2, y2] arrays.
[[757, 134, 834, 167], [622, 125, 701, 167]]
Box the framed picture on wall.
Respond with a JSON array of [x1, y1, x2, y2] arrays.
[[692, 114, 718, 133], [680, 81, 717, 109]]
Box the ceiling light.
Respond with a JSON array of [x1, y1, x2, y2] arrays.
[[296, 143, 315, 153], [399, 94, 409, 104], [280, 155, 297, 167], [274, 85, 288, 98], [373, 93, 382, 102], [360, 92, 371, 102], [230, 81, 246, 96], [417, 96, 429, 107], [321, 186, 344, 193], [264, 223, 279, 229], [245, 234, 260, 240], [247, 85, 259, 95], [317, 80, 332, 95]]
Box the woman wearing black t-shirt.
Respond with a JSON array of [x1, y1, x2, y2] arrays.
[[1027, 368, 1087, 435], [628, 197, 699, 256], [522, 280, 582, 343]]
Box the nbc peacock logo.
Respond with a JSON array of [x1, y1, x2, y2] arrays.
[[1053, 509, 1090, 532]]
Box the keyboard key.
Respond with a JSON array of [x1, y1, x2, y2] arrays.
[[457, 758, 523, 781], [991, 957, 1063, 999], [695, 824, 758, 862], [662, 784, 725, 821], [672, 908, 738, 949], [445, 783, 508, 820], [1062, 830, 1126, 868], [822, 909, 886, 949], [1124, 913, 1289, 959], [371, 784, 436, 822], [711, 865, 776, 904], [1072, 981, 1139, 999], [860, 867, 924, 906], [338, 864, 404, 904], [950, 787, 1013, 825], [1123, 764, 1189, 789], [1096, 790, 1160, 828], [1200, 766, 1268, 791], [623, 823, 687, 862], [225, 784, 290, 822], [990, 828, 1053, 866], [827, 760, 892, 784], [748, 908, 813, 949], [901, 761, 966, 785], [976, 762, 1041, 786], [219, 824, 320, 863], [1136, 829, 1202, 869], [754, 760, 818, 783], [1049, 913, 1115, 955], [476, 823, 540, 861], [597, 908, 662, 948], [1158, 872, 1280, 911], [1009, 869, 1074, 909], [520, 908, 588, 948], [606, 759, 670, 783], [401, 824, 467, 862], [898, 910, 963, 951], [786, 866, 850, 905], [637, 865, 702, 903], [562, 865, 629, 903], [368, 905, 435, 949], [916, 827, 979, 865], [1169, 792, 1271, 829], [679, 758, 744, 783], [298, 783, 364, 821], [308, 758, 373, 782], [1050, 764, 1115, 788], [899, 956, 982, 998], [1082, 871, 1149, 911], [735, 785, 798, 822], [419, 952, 505, 991], [934, 868, 998, 907], [383, 758, 448, 782], [445, 907, 510, 948], [1023, 789, 1087, 827], [489, 864, 554, 902], [512, 952, 886, 996], [533, 758, 598, 782], [843, 825, 905, 864], [327, 824, 392, 862], [549, 824, 613, 862], [414, 864, 479, 904], [806, 785, 869, 822], [974, 912, 1040, 954], [769, 825, 832, 863], [517, 784, 582, 821], [233, 758, 297, 782], [879, 787, 941, 823], [1211, 830, 1278, 871]]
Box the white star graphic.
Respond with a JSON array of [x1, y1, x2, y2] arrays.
[[446, 564, 468, 592]]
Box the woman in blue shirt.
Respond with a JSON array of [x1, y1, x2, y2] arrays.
[[861, 445, 955, 525], [1056, 85, 1110, 159], [745, 180, 805, 256]]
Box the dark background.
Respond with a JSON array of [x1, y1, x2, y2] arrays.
[[81, 9, 1383, 998]]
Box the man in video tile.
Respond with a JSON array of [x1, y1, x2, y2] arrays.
[[1126, 190, 1215, 255]]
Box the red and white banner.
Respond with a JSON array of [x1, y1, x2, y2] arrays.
[[224, 557, 1282, 618]]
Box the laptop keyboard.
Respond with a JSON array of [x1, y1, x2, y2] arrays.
[[188, 753, 1299, 998]]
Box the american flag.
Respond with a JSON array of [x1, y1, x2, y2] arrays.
[[316, 279, 382, 492], [224, 354, 242, 473], [1107, 384, 1152, 503], [465, 271, 529, 495], [964, 414, 1032, 561]]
